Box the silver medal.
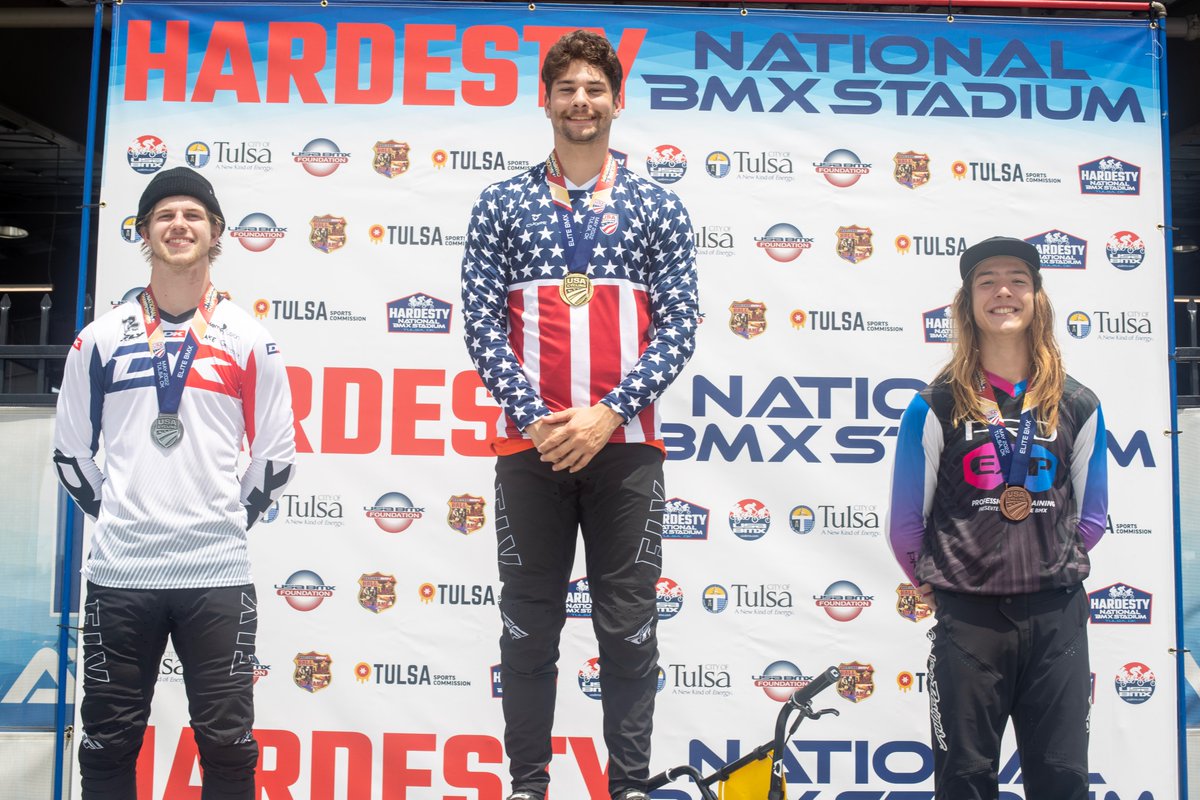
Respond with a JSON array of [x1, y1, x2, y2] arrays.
[[151, 413, 185, 449]]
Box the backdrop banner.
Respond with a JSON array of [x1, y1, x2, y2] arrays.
[[89, 2, 1175, 797]]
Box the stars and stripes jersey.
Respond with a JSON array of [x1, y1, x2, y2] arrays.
[[887, 372, 1108, 595], [53, 298, 296, 590], [461, 160, 699, 444]]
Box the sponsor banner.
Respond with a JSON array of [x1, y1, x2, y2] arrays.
[[83, 3, 1176, 798]]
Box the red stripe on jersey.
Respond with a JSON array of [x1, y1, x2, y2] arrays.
[[536, 284, 572, 414], [243, 349, 258, 449], [589, 283, 623, 407], [504, 292, 528, 438], [634, 289, 656, 441]]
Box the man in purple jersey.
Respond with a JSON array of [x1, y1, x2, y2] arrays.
[[887, 236, 1108, 799]]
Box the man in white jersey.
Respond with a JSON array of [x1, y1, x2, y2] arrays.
[[54, 167, 296, 800]]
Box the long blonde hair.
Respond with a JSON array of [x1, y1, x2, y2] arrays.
[[936, 280, 1064, 434]]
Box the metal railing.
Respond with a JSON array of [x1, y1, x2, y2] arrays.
[[0, 293, 90, 406], [1179, 296, 1200, 409]]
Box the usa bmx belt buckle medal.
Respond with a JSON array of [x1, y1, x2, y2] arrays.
[[559, 273, 595, 306], [151, 413, 185, 449], [999, 484, 1032, 521]]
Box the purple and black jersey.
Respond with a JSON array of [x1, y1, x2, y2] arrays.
[[888, 372, 1107, 595]]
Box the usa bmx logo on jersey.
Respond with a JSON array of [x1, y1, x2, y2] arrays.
[[896, 583, 933, 622], [923, 305, 954, 343], [893, 151, 931, 188], [293, 652, 333, 693], [1026, 229, 1087, 269], [755, 223, 813, 262], [357, 572, 397, 614], [646, 144, 687, 184], [1066, 311, 1092, 339], [662, 498, 708, 540], [1106, 231, 1145, 270], [753, 660, 809, 702], [601, 212, 619, 235], [1079, 156, 1140, 195], [1089, 582, 1152, 624], [656, 577, 684, 620], [565, 577, 593, 618], [705, 151, 731, 178], [1114, 662, 1155, 704], [789, 505, 816, 534], [729, 499, 771, 540], [702, 584, 729, 613], [293, 138, 350, 177], [229, 213, 286, 252], [815, 580, 873, 621], [579, 657, 603, 700], [387, 293, 452, 334], [128, 134, 167, 173], [185, 141, 211, 168], [814, 149, 872, 187], [836, 661, 875, 702], [275, 570, 335, 611], [365, 492, 424, 533]]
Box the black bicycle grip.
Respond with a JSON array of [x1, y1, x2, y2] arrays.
[[789, 665, 840, 707]]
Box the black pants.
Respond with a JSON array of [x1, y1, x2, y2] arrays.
[[495, 445, 665, 799], [79, 582, 259, 800], [926, 585, 1091, 800]]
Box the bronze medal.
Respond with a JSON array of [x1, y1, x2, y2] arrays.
[[999, 485, 1032, 521], [151, 413, 185, 449], [559, 274, 595, 307]]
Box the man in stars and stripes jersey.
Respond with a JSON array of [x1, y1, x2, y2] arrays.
[[461, 30, 697, 800], [54, 167, 295, 800]]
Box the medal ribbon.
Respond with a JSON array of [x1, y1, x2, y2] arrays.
[[976, 372, 1037, 489], [545, 149, 618, 275], [138, 283, 220, 416]]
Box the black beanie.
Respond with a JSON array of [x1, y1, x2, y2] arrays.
[[136, 167, 224, 226]]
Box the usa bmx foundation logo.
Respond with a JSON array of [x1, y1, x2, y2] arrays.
[[275, 570, 335, 611], [755, 223, 813, 262], [753, 660, 809, 702], [814, 580, 873, 621], [365, 492, 424, 533], [229, 213, 286, 252], [293, 138, 350, 177], [813, 149, 871, 187]]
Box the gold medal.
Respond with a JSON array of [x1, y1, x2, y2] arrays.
[[559, 274, 594, 307], [999, 485, 1033, 521]]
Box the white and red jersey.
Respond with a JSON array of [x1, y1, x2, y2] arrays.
[[461, 161, 698, 443], [53, 298, 296, 590]]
